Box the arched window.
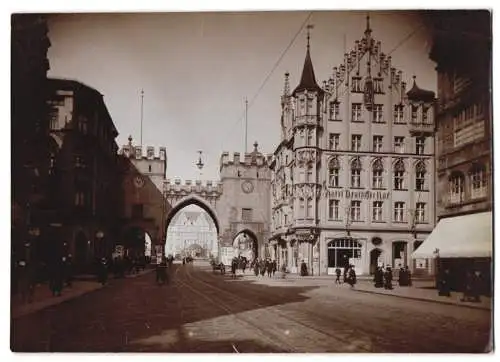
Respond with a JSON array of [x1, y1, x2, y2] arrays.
[[449, 171, 465, 204], [351, 157, 362, 188], [469, 163, 487, 199], [415, 161, 426, 191], [372, 158, 384, 189], [328, 157, 340, 187], [393, 159, 405, 190]]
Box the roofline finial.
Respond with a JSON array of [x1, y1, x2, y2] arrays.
[[365, 13, 372, 36], [306, 24, 314, 50]]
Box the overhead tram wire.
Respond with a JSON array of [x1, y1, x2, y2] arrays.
[[219, 11, 314, 152]]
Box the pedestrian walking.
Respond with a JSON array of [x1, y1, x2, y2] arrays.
[[335, 267, 342, 284], [267, 260, 273, 278], [347, 265, 357, 288], [374, 267, 384, 288], [156, 257, 168, 285], [49, 256, 64, 296], [260, 260, 266, 277], [272, 260, 277, 277], [17, 260, 34, 304], [64, 254, 73, 288], [253, 260, 260, 276], [97, 257, 109, 286], [300, 260, 308, 277], [383, 266, 393, 290], [437, 268, 451, 297]]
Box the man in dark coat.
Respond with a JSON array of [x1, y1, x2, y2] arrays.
[[384, 266, 393, 290], [300, 260, 308, 277], [374, 267, 384, 288]]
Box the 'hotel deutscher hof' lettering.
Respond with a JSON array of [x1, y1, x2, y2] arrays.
[[328, 189, 390, 200]]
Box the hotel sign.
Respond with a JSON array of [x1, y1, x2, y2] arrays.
[[327, 189, 390, 200]]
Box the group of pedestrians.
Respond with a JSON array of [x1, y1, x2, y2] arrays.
[[15, 254, 75, 304], [251, 258, 277, 278], [334, 265, 357, 288], [156, 255, 174, 285], [437, 267, 482, 302]]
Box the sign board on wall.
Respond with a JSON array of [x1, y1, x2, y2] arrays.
[[327, 189, 390, 200]]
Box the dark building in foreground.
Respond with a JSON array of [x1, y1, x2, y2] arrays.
[[11, 14, 52, 288], [413, 11, 492, 294], [41, 78, 122, 272]]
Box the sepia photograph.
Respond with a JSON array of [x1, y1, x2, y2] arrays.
[[10, 6, 493, 354]]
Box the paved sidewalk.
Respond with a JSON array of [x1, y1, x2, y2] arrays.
[[352, 280, 491, 310], [11, 268, 155, 319], [223, 271, 491, 310], [11, 281, 103, 319]]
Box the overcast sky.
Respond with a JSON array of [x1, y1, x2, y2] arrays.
[[47, 11, 437, 182]]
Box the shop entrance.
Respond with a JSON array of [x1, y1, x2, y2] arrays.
[[370, 248, 383, 275], [327, 238, 362, 275]]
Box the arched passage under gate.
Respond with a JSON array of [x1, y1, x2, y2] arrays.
[[232, 229, 259, 262], [164, 195, 220, 260]]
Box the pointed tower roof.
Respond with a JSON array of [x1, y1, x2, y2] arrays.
[[406, 76, 435, 102], [292, 26, 323, 96]]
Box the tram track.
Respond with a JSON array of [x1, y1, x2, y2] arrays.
[[174, 267, 299, 352], [182, 266, 374, 352]]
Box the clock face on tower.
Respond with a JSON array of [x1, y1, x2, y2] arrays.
[[133, 175, 145, 188], [241, 180, 254, 194]]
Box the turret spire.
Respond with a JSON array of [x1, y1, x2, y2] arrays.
[[292, 24, 323, 96]]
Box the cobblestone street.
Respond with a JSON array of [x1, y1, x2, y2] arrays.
[[11, 262, 492, 353]]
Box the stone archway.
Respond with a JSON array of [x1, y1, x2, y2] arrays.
[[232, 229, 259, 262], [164, 195, 220, 260]]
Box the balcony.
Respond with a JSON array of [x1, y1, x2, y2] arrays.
[[409, 122, 435, 136], [293, 115, 323, 131]]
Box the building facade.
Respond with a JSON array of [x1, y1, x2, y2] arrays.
[[270, 18, 436, 276], [118, 136, 169, 258], [43, 78, 122, 272], [413, 11, 492, 292], [165, 207, 218, 258], [11, 14, 52, 287]]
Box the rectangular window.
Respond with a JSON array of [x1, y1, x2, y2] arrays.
[[328, 199, 339, 220], [329, 168, 339, 187], [394, 136, 405, 153], [372, 170, 383, 189], [352, 77, 362, 93], [374, 78, 384, 94], [372, 201, 383, 221], [351, 134, 362, 152], [471, 169, 487, 199], [351, 103, 362, 122], [351, 169, 361, 188], [416, 137, 425, 155], [329, 133, 340, 150], [394, 171, 405, 190], [307, 130, 314, 146], [449, 176, 465, 204], [373, 135, 383, 152], [306, 198, 313, 218], [306, 167, 313, 183], [132, 204, 144, 218], [306, 97, 313, 115], [394, 202, 405, 222], [284, 214, 288, 225], [411, 105, 418, 123], [329, 102, 340, 120], [242, 208, 253, 222], [416, 202, 425, 223], [373, 104, 384, 123], [350, 200, 361, 221], [394, 105, 405, 124], [74, 191, 85, 206], [299, 198, 305, 216], [49, 109, 59, 130], [416, 171, 425, 191]]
